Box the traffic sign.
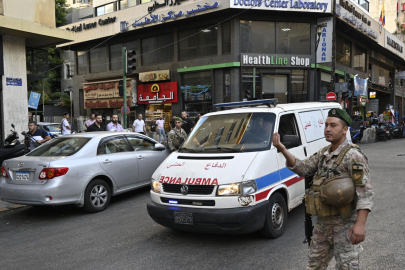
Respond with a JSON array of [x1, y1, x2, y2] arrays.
[[326, 92, 337, 101], [121, 106, 130, 114]]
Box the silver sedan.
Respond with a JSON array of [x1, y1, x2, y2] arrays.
[[0, 132, 170, 212]]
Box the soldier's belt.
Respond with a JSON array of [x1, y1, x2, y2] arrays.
[[305, 189, 353, 219]]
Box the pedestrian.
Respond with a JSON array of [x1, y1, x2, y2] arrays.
[[171, 116, 176, 129], [106, 114, 124, 131], [132, 113, 146, 134], [168, 117, 187, 152], [378, 113, 384, 126], [86, 114, 106, 132], [27, 121, 51, 151], [85, 113, 96, 129], [371, 112, 378, 126], [181, 111, 194, 135], [402, 116, 405, 138], [61, 112, 71, 135], [28, 112, 33, 121], [156, 115, 166, 143], [273, 108, 373, 270], [149, 119, 157, 140], [194, 113, 202, 126]]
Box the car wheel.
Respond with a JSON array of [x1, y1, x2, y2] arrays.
[[83, 179, 111, 213], [261, 192, 288, 238]]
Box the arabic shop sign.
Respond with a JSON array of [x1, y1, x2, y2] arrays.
[[147, 0, 186, 13], [139, 70, 171, 82], [336, 1, 378, 41], [120, 2, 219, 31], [83, 79, 133, 109], [138, 82, 178, 104], [231, 0, 331, 13], [66, 17, 116, 32], [241, 53, 311, 68]]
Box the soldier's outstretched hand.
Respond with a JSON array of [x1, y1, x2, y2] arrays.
[[272, 132, 285, 152]]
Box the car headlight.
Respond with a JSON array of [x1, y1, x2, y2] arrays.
[[217, 183, 240, 196], [151, 178, 161, 193], [241, 180, 257, 195]]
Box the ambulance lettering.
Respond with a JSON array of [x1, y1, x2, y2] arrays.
[[159, 176, 219, 185]]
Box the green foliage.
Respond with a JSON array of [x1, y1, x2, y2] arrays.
[[50, 92, 70, 100], [55, 0, 72, 27]]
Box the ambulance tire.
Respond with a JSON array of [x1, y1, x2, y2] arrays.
[[261, 192, 287, 238]]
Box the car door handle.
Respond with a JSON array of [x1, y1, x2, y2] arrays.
[[103, 159, 112, 164], [303, 146, 307, 157], [137, 155, 144, 160]]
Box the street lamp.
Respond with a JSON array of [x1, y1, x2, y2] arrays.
[[315, 24, 323, 51]]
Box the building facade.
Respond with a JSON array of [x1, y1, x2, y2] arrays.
[[58, 0, 405, 132]]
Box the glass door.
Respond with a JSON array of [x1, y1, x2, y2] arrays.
[[261, 74, 289, 104]]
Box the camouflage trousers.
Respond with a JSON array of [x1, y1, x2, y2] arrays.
[[307, 219, 363, 270]]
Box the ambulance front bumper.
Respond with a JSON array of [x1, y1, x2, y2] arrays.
[[147, 200, 268, 235]]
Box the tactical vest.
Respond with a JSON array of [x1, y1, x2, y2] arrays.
[[305, 144, 358, 219], [171, 129, 184, 149]]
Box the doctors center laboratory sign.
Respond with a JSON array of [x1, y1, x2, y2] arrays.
[[231, 0, 331, 13]]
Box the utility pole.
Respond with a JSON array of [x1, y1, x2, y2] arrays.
[[122, 47, 127, 129], [330, 0, 336, 94]]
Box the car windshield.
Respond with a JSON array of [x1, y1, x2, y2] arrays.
[[44, 124, 61, 132], [180, 112, 276, 153], [27, 137, 90, 157]]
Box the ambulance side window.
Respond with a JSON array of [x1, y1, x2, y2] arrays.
[[278, 114, 301, 149], [298, 110, 325, 143]]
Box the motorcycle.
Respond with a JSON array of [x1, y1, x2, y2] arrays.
[[375, 125, 389, 142], [391, 123, 403, 139], [380, 124, 394, 140], [349, 124, 365, 144], [0, 124, 29, 165], [21, 131, 42, 150]]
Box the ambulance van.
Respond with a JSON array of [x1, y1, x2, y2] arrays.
[[147, 100, 350, 238]]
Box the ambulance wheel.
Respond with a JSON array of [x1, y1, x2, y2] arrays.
[[261, 192, 287, 238]]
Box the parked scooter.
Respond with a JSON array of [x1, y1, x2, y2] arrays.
[[390, 123, 403, 139], [380, 123, 394, 140], [349, 124, 365, 143], [21, 131, 42, 150], [375, 125, 389, 141], [0, 124, 29, 165]]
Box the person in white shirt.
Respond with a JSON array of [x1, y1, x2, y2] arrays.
[[155, 115, 166, 143], [132, 114, 146, 134], [61, 112, 71, 135]]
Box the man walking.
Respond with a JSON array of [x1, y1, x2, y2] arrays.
[[168, 117, 187, 152], [85, 113, 96, 129], [273, 108, 373, 270], [61, 112, 71, 135], [106, 114, 124, 131], [181, 111, 194, 135], [86, 114, 106, 132], [27, 121, 51, 150], [132, 114, 146, 135], [156, 115, 165, 143]]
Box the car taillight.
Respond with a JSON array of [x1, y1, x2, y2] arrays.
[[39, 168, 69, 180], [1, 166, 9, 178]]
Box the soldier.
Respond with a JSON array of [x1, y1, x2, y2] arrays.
[[168, 117, 187, 152], [273, 108, 374, 270]]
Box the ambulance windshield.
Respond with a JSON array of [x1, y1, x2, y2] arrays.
[[180, 112, 276, 153]]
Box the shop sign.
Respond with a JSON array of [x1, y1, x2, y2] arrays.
[[354, 77, 368, 97], [336, 1, 379, 42], [139, 70, 170, 82], [147, 0, 187, 13], [395, 90, 403, 97], [395, 71, 405, 79], [66, 17, 116, 32], [385, 31, 405, 58], [85, 99, 132, 109], [369, 91, 376, 98], [316, 17, 333, 63], [230, 0, 331, 13], [241, 53, 311, 68], [359, 95, 367, 106], [138, 82, 178, 104], [122, 2, 219, 30]]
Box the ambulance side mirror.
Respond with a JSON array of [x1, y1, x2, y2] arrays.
[[282, 135, 300, 149]]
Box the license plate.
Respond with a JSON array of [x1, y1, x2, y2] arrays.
[[174, 212, 193, 225], [15, 171, 29, 181]]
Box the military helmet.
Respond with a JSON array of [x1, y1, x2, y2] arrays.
[[320, 177, 355, 208]]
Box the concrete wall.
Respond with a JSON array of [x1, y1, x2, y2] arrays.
[[369, 0, 399, 34], [1, 35, 28, 138], [3, 0, 55, 27]]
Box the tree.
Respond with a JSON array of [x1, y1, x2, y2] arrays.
[[394, 20, 405, 42], [55, 0, 72, 27]]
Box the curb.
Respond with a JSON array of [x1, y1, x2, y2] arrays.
[[0, 204, 26, 212]]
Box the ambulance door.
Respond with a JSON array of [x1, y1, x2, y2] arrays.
[[276, 113, 306, 201], [299, 109, 328, 156]]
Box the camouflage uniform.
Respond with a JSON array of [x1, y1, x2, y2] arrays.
[[167, 128, 187, 151], [288, 140, 374, 270]]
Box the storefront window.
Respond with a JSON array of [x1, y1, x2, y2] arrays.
[[77, 51, 87, 75], [181, 71, 212, 116], [290, 70, 308, 103], [141, 33, 174, 65], [90, 47, 107, 73], [336, 35, 351, 67], [178, 27, 217, 61], [110, 41, 137, 70], [320, 72, 331, 101], [354, 45, 366, 72], [119, 0, 127, 9], [372, 65, 390, 86], [241, 68, 261, 100], [96, 3, 114, 16], [240, 21, 275, 54], [262, 74, 288, 103], [222, 21, 231, 55], [276, 22, 310, 54]]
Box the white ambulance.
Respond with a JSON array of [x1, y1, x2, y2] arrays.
[[147, 100, 350, 238]]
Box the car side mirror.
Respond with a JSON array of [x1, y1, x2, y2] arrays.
[[155, 143, 165, 150], [282, 135, 300, 149]]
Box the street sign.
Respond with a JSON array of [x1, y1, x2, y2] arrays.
[[326, 92, 337, 101], [6, 77, 22, 86], [121, 106, 130, 114], [28, 92, 41, 109]]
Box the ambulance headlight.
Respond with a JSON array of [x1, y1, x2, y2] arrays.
[[217, 183, 240, 196], [151, 178, 161, 193], [241, 180, 257, 195]]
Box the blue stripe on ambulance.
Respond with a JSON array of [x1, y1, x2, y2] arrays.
[[255, 167, 296, 190]]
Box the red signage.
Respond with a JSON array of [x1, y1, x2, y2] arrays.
[[326, 92, 337, 101], [137, 82, 178, 104]]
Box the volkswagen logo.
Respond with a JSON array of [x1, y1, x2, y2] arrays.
[[180, 185, 189, 195], [18, 162, 24, 167]]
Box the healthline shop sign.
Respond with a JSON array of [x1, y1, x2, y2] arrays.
[[241, 54, 311, 67], [231, 0, 331, 13]]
